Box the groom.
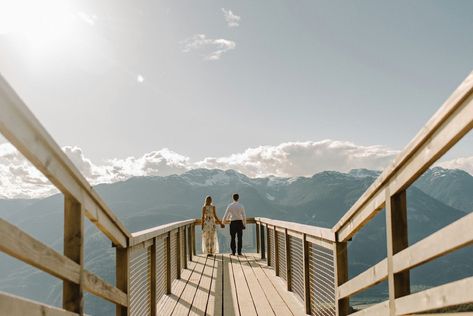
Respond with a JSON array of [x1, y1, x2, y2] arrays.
[[222, 193, 247, 256]]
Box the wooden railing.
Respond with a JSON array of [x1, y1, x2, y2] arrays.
[[0, 74, 131, 315], [331, 71, 473, 316], [1, 66, 473, 316], [255, 218, 336, 316]]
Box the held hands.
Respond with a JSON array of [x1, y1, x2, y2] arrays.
[[220, 224, 225, 228], [242, 225, 246, 230]]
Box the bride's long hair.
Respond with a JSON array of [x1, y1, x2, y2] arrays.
[[204, 196, 213, 206]]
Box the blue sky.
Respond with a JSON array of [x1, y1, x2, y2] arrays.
[[0, 0, 473, 197]]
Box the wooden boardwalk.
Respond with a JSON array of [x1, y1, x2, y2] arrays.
[[156, 254, 307, 316]]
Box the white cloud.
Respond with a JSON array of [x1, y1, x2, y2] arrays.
[[195, 140, 399, 177], [181, 34, 236, 60], [437, 156, 473, 175], [222, 8, 240, 27]]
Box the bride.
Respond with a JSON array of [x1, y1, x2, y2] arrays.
[[201, 196, 224, 256]]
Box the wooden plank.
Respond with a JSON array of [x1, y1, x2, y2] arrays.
[[337, 259, 387, 299], [238, 255, 275, 315], [189, 255, 215, 315], [393, 211, 473, 274], [130, 219, 195, 247], [255, 217, 335, 242], [385, 190, 409, 315], [172, 254, 208, 315], [247, 256, 293, 316], [302, 234, 310, 314], [335, 241, 349, 316], [0, 74, 130, 247], [166, 233, 172, 295], [0, 218, 80, 283], [334, 71, 473, 240], [223, 254, 240, 316], [395, 276, 473, 315], [285, 229, 291, 291], [63, 196, 83, 314], [337, 188, 386, 242], [256, 224, 260, 254], [83, 270, 128, 307], [231, 254, 258, 315], [116, 247, 129, 316], [254, 256, 307, 316], [260, 224, 266, 260], [150, 238, 157, 316], [206, 254, 220, 316], [274, 227, 280, 276], [156, 259, 198, 315], [350, 300, 389, 316], [0, 291, 78, 316], [306, 235, 334, 249]]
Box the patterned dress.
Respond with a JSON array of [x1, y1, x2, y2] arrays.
[[202, 205, 219, 254]]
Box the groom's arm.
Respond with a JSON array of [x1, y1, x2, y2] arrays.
[[222, 206, 230, 224], [241, 206, 247, 227]]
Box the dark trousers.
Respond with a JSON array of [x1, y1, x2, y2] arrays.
[[230, 220, 244, 254]]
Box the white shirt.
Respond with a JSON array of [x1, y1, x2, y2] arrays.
[[223, 201, 247, 225]]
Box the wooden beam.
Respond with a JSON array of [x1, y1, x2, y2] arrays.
[[187, 225, 193, 262], [0, 75, 130, 247], [191, 224, 196, 256], [176, 229, 181, 279], [274, 227, 279, 276], [266, 225, 270, 266], [166, 232, 172, 294], [183, 227, 187, 269], [130, 219, 195, 247], [256, 223, 260, 254], [260, 223, 266, 260], [255, 217, 335, 242], [302, 234, 311, 314], [83, 270, 128, 307], [395, 276, 473, 315], [337, 258, 387, 299], [0, 292, 78, 316], [63, 196, 83, 314], [335, 241, 349, 316], [385, 190, 410, 316], [0, 218, 80, 284], [394, 210, 473, 274], [285, 229, 291, 291], [116, 247, 129, 316], [150, 238, 157, 316]]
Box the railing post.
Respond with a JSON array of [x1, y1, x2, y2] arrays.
[[260, 223, 266, 260], [256, 223, 260, 254], [63, 195, 84, 314], [176, 229, 181, 279], [191, 223, 196, 256], [274, 227, 279, 276], [116, 247, 129, 316], [187, 225, 193, 262], [266, 225, 270, 265], [183, 226, 188, 269], [166, 232, 172, 294], [303, 234, 311, 314], [335, 240, 349, 316], [386, 189, 410, 315], [285, 229, 291, 291], [150, 238, 157, 316]]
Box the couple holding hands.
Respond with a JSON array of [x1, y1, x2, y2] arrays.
[[201, 193, 247, 256]]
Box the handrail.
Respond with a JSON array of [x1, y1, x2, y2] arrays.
[[0, 74, 130, 247], [256, 217, 335, 242], [130, 219, 196, 246], [332, 71, 473, 241]]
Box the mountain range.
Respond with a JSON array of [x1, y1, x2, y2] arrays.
[[0, 167, 472, 313]]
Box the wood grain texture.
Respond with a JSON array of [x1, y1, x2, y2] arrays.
[[0, 292, 78, 316]]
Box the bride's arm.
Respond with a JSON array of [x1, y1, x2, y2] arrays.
[[213, 206, 224, 227]]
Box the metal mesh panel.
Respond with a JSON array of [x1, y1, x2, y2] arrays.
[[268, 228, 275, 268], [289, 235, 304, 301], [156, 236, 167, 304], [277, 231, 287, 281], [309, 243, 336, 316], [170, 231, 178, 283], [129, 246, 151, 316]]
